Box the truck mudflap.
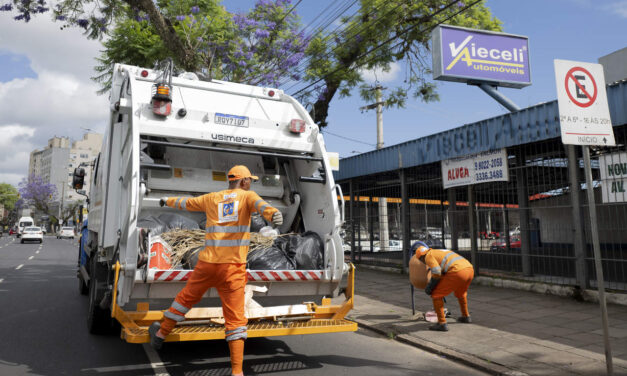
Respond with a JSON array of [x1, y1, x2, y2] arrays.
[[111, 262, 357, 344]]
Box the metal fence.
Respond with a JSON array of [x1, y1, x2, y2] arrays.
[[338, 125, 627, 292]]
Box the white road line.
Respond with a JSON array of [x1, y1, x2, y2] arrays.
[[142, 344, 171, 376], [28, 256, 34, 260], [0, 278, 4, 283], [16, 264, 23, 270], [36, 250, 40, 254]]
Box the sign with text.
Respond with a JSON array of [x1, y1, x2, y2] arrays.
[[599, 152, 627, 203], [441, 148, 509, 189], [554, 59, 614, 146], [432, 25, 531, 88]]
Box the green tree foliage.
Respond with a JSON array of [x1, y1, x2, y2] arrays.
[[0, 183, 19, 211], [300, 0, 502, 126]]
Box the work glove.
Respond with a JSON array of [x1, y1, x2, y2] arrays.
[[159, 197, 167, 207], [425, 278, 440, 296], [272, 211, 283, 226]]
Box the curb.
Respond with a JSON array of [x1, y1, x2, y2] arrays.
[[352, 317, 528, 376]]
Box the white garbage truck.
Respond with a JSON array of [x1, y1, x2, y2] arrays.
[[74, 62, 355, 343]]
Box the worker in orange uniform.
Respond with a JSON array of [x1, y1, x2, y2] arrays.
[[411, 241, 474, 331], [149, 165, 282, 376]]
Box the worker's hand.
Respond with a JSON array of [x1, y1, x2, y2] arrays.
[[159, 197, 167, 207], [425, 278, 440, 296], [272, 211, 283, 226]]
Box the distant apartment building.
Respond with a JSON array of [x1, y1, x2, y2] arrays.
[[28, 133, 103, 210], [65, 133, 103, 203]]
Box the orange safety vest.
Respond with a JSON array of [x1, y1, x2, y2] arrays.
[[423, 249, 472, 278], [166, 189, 278, 264]]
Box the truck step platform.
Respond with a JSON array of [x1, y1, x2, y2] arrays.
[[122, 319, 358, 344]]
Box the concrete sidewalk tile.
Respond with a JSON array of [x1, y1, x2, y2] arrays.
[[507, 360, 568, 376], [560, 310, 599, 320], [593, 327, 627, 339], [557, 332, 605, 348], [553, 360, 609, 376], [535, 349, 592, 367]]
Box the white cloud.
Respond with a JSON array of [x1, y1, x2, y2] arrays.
[[603, 1, 627, 18], [0, 125, 37, 186], [360, 62, 402, 83], [0, 13, 108, 185]]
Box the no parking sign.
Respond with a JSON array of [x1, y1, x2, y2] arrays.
[[554, 59, 614, 146]]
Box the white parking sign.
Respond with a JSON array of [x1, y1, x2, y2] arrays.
[[554, 59, 614, 146]]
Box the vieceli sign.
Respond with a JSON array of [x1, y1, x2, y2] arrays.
[[432, 25, 531, 88]]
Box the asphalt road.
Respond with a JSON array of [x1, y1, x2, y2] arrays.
[[0, 236, 487, 376]]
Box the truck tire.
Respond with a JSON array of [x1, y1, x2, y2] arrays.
[[87, 255, 113, 334]]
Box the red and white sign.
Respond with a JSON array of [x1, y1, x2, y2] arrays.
[[151, 269, 324, 282], [441, 148, 509, 189], [554, 59, 614, 146]]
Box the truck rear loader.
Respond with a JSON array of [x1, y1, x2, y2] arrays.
[[75, 62, 356, 344]]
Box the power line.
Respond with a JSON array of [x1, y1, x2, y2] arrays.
[[291, 0, 481, 98], [322, 129, 376, 146]]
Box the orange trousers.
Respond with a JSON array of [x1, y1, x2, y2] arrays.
[[160, 261, 247, 374], [431, 267, 474, 324]]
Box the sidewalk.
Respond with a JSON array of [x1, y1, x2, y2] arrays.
[[342, 267, 627, 376]]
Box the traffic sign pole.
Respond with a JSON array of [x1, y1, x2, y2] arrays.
[[583, 145, 614, 376]]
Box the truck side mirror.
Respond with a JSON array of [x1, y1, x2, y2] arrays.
[[73, 168, 85, 190]]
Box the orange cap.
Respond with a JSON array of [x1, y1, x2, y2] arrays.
[[227, 165, 259, 181]]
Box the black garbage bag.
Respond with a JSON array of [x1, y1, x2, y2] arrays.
[[247, 244, 296, 270], [285, 231, 324, 270], [158, 213, 201, 231], [250, 215, 267, 232], [137, 216, 167, 235], [184, 246, 203, 270]]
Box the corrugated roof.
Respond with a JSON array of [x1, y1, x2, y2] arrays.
[[335, 81, 627, 181]]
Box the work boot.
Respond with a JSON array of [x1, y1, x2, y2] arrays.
[[149, 322, 164, 350], [458, 316, 472, 323], [429, 323, 449, 331]]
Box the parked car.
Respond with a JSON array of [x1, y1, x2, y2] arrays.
[[490, 237, 521, 252], [373, 239, 403, 252], [21, 226, 43, 244], [57, 227, 75, 239]]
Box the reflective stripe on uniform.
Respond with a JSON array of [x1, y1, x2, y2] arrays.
[[431, 266, 442, 275], [254, 199, 263, 212], [443, 256, 463, 273], [439, 251, 455, 270], [205, 225, 250, 233], [180, 198, 188, 210], [259, 204, 269, 214], [164, 310, 185, 322], [171, 301, 190, 314], [174, 197, 183, 209], [205, 239, 251, 247], [225, 326, 248, 342]]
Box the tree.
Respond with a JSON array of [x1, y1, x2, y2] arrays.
[[18, 174, 58, 219], [0, 183, 19, 211], [2, 0, 501, 128], [300, 0, 502, 127], [60, 200, 83, 226]]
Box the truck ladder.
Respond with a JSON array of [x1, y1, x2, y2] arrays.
[[110, 262, 357, 344]]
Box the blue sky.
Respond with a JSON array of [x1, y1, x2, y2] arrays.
[[0, 0, 625, 185]]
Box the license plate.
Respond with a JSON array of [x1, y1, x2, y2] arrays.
[[214, 113, 249, 128]]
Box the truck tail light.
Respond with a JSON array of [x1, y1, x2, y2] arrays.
[[289, 119, 306, 134], [151, 83, 172, 117]]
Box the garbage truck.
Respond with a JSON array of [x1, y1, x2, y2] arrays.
[[74, 62, 356, 343]]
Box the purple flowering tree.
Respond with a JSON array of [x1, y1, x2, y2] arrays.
[[18, 174, 58, 219]]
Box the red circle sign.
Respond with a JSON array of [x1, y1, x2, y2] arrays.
[[564, 66, 597, 108]]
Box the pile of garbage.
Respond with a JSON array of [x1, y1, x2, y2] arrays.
[[138, 213, 324, 270]]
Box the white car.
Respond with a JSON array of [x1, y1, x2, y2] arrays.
[[373, 240, 403, 252], [57, 227, 75, 239], [21, 226, 43, 244]]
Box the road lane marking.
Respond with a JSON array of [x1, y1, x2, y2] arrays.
[[36, 251, 39, 254], [28, 256, 34, 260], [0, 278, 4, 283], [16, 264, 23, 270], [142, 344, 171, 376]]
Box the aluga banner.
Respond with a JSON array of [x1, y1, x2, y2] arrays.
[[441, 148, 509, 189], [432, 25, 531, 88]]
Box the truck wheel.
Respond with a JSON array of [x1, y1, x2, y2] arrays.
[[87, 255, 113, 334]]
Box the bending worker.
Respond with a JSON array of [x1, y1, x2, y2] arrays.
[[411, 241, 474, 331], [150, 165, 282, 376]]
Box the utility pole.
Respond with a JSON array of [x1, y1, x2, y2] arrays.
[[360, 84, 389, 250]]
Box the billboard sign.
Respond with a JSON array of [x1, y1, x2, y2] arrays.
[[599, 152, 627, 203], [441, 148, 509, 189], [432, 25, 531, 88]]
